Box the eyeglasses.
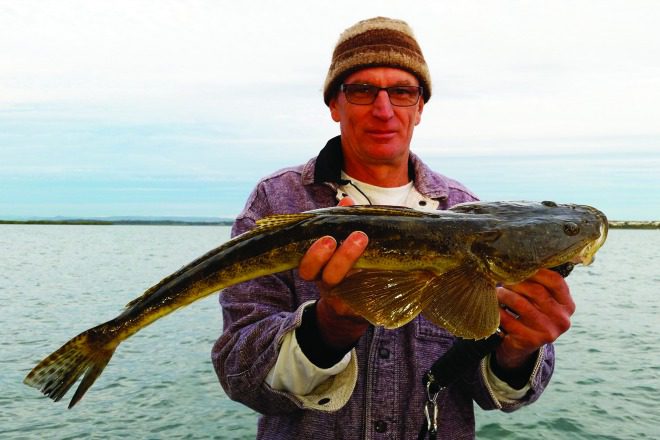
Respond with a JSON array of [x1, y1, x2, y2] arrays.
[[340, 83, 423, 107]]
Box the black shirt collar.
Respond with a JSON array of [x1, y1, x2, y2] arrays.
[[313, 135, 415, 184]]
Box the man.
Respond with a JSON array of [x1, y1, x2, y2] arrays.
[[213, 17, 574, 439]]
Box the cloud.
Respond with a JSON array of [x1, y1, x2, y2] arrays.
[[3, 1, 658, 148], [1, 1, 659, 218]]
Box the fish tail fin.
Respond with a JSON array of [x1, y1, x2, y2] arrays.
[[23, 326, 118, 408]]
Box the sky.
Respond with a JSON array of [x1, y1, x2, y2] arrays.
[[1, 0, 659, 220]]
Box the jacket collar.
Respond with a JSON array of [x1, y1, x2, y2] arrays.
[[301, 135, 449, 200], [312, 135, 345, 184]]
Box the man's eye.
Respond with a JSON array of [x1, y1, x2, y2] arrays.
[[390, 87, 413, 96], [353, 85, 375, 94]]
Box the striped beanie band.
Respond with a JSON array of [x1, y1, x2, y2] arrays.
[[323, 17, 432, 105]]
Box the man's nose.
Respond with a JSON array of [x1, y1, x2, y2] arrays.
[[371, 90, 394, 119]]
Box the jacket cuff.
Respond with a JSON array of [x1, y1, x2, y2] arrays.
[[481, 346, 547, 409], [488, 349, 538, 390], [295, 301, 355, 368]]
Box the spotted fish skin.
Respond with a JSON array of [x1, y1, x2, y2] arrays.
[[23, 201, 608, 408]]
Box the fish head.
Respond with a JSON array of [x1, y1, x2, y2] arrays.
[[454, 201, 608, 283]]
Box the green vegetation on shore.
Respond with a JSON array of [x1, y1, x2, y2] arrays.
[[608, 221, 660, 229]]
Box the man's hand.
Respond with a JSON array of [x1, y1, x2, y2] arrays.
[[495, 269, 576, 373], [298, 197, 370, 349]]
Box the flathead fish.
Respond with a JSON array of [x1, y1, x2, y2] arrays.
[[24, 201, 607, 408]]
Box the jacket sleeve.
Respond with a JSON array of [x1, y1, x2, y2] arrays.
[[210, 183, 333, 414], [468, 343, 555, 411]]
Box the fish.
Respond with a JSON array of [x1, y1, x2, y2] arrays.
[[23, 200, 608, 408]]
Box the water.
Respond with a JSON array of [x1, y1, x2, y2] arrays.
[[1, 226, 658, 439], [475, 229, 660, 439]]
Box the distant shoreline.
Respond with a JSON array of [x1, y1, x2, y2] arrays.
[[607, 221, 660, 229], [1, 219, 658, 229]]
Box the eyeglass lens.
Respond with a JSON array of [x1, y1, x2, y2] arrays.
[[342, 84, 422, 106]]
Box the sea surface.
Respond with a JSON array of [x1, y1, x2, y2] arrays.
[[1, 225, 658, 439]]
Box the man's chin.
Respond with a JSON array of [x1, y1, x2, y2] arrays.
[[361, 144, 408, 163]]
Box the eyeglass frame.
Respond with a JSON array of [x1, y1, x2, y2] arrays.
[[339, 83, 424, 107]]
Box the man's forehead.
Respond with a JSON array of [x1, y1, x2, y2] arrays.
[[344, 67, 419, 86]]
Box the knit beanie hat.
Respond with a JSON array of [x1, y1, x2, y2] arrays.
[[323, 17, 432, 105]]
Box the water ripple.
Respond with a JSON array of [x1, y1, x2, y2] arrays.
[[3, 227, 658, 439]]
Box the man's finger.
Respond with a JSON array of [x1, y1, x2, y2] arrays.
[[531, 269, 574, 309], [321, 231, 368, 287], [505, 270, 574, 314], [298, 236, 337, 281], [338, 196, 356, 206]]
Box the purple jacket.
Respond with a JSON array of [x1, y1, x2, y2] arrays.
[[212, 136, 555, 439]]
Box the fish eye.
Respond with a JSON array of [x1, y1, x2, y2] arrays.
[[563, 222, 580, 236]]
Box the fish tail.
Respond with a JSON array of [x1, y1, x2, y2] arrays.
[[23, 325, 118, 408]]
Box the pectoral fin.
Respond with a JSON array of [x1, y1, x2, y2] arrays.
[[330, 266, 500, 339], [329, 270, 438, 329], [421, 265, 499, 339]]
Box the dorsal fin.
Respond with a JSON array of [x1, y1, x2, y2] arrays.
[[122, 207, 423, 312], [124, 212, 317, 310], [311, 205, 429, 218], [255, 213, 317, 229]]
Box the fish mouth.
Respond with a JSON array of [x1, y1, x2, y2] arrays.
[[574, 215, 609, 266]]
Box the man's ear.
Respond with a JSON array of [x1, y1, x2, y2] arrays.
[[329, 97, 341, 122], [414, 99, 424, 126]]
